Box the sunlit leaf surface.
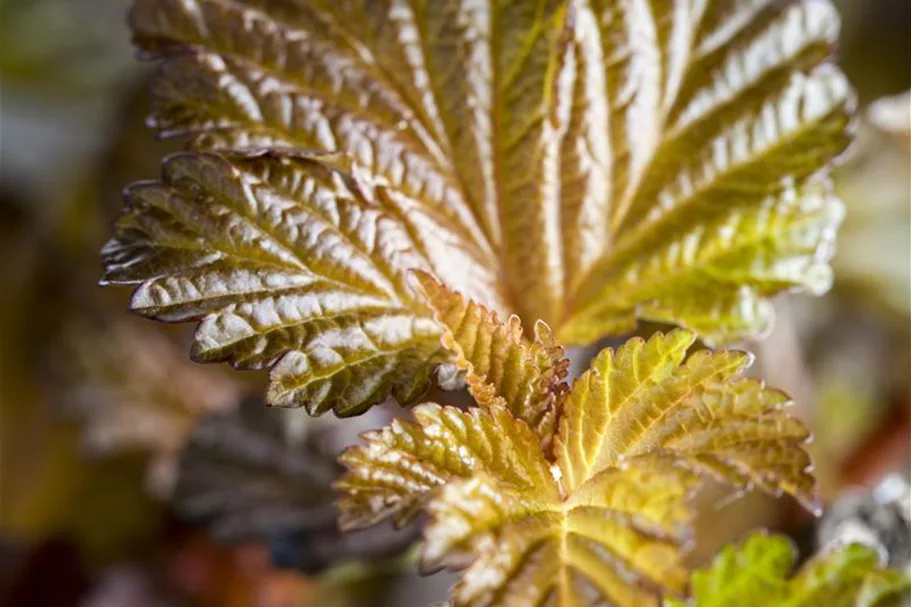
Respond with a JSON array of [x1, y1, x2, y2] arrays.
[[104, 0, 853, 413], [103, 150, 460, 416], [337, 282, 818, 606], [665, 532, 910, 607], [416, 273, 569, 448]]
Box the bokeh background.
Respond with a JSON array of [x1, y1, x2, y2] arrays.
[[1, 1, 909, 606]]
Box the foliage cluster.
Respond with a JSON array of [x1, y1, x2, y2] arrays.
[[92, 1, 907, 605]]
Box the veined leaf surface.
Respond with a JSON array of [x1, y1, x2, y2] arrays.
[[415, 273, 569, 448], [105, 0, 853, 412], [103, 150, 465, 416], [337, 284, 818, 606], [665, 532, 910, 607]]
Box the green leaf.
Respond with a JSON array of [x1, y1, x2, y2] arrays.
[[665, 532, 911, 607], [105, 0, 854, 412], [337, 290, 818, 606]]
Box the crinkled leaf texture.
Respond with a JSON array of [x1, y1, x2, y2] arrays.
[[336, 278, 819, 607], [103, 150, 454, 416], [102, 0, 853, 415], [175, 398, 419, 572], [665, 532, 911, 607]]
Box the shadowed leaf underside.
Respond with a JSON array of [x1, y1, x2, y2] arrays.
[[104, 0, 854, 413], [175, 400, 420, 572]]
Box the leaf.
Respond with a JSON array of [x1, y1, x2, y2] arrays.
[[555, 328, 817, 512], [414, 272, 569, 448], [57, 318, 239, 498], [337, 298, 818, 606], [664, 532, 911, 607], [175, 399, 420, 572], [103, 0, 854, 413], [102, 149, 479, 416], [424, 456, 698, 607], [336, 402, 557, 531]]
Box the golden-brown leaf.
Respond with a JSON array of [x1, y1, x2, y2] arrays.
[[556, 330, 817, 512], [336, 403, 554, 530], [102, 150, 490, 415], [414, 272, 568, 447], [338, 327, 818, 606], [101, 0, 854, 413]]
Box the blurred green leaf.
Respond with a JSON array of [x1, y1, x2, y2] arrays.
[[666, 533, 910, 607]]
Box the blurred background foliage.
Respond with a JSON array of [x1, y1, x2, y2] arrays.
[[0, 1, 908, 606]]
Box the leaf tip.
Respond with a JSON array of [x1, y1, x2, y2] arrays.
[[406, 269, 439, 299]]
